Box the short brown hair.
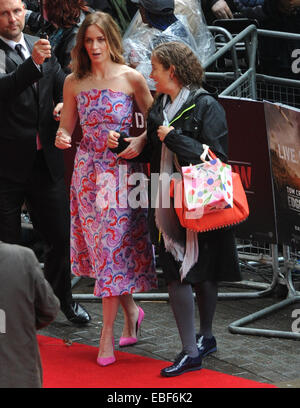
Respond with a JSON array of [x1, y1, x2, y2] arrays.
[[71, 11, 125, 79], [45, 0, 89, 27], [152, 41, 204, 88]]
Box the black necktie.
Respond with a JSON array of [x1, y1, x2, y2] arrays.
[[15, 44, 25, 61]]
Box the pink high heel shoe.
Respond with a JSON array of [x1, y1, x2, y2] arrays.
[[97, 337, 116, 367], [119, 306, 144, 347]]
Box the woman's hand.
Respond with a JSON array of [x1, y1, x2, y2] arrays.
[[118, 134, 147, 160], [107, 130, 120, 149], [157, 125, 174, 142], [55, 128, 71, 149]]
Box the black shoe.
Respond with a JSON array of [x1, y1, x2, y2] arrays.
[[160, 351, 202, 377], [62, 302, 91, 325], [196, 334, 217, 357]]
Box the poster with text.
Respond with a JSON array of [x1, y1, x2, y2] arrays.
[[264, 101, 300, 245]]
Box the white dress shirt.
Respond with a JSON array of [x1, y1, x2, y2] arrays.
[[0, 33, 31, 59]]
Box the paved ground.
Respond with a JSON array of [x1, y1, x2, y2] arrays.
[[39, 263, 300, 389]]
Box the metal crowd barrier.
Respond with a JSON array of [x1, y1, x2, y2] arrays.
[[228, 244, 300, 339], [204, 24, 258, 98], [211, 27, 300, 339]]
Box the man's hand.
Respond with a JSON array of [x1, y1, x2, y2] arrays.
[[32, 38, 51, 65], [53, 103, 63, 121], [212, 0, 233, 19]]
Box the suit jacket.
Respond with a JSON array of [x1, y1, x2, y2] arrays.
[[0, 33, 66, 183], [0, 241, 60, 388]]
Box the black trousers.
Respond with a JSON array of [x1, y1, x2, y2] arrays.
[[0, 150, 72, 309]]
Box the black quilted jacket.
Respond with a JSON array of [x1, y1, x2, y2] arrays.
[[145, 87, 228, 175]]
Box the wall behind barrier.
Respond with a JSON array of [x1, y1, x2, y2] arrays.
[[220, 97, 277, 243]]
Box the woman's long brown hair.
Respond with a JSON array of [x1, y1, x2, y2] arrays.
[[71, 11, 125, 79]]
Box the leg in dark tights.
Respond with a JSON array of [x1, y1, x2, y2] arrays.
[[167, 280, 199, 357], [193, 280, 218, 338]]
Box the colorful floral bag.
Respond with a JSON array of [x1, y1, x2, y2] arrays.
[[181, 145, 233, 213], [170, 146, 249, 233]]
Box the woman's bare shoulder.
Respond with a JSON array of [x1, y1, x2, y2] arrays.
[[64, 73, 90, 95], [121, 65, 147, 88], [65, 73, 77, 85], [122, 64, 144, 79], [64, 73, 79, 91]]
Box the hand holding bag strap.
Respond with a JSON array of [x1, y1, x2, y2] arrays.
[[200, 144, 211, 162], [200, 144, 217, 162]]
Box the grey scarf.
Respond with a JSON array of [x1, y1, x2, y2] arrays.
[[155, 87, 199, 281]]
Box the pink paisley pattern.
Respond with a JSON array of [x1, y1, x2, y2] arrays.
[[70, 89, 157, 297]]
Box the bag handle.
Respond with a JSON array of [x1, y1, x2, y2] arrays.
[[175, 144, 218, 171], [200, 144, 217, 162]]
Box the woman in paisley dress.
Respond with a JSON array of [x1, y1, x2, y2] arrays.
[[55, 11, 157, 366]]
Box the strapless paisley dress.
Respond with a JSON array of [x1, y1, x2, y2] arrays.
[[70, 88, 157, 297]]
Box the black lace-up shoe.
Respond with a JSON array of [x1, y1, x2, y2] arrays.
[[62, 302, 91, 325], [196, 335, 217, 357], [160, 351, 202, 377]]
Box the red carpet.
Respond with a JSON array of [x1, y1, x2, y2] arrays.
[[38, 335, 276, 388]]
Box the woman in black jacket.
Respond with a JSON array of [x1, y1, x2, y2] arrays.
[[108, 41, 241, 377]]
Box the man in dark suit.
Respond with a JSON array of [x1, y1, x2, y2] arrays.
[[0, 0, 90, 325], [0, 241, 60, 388]]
